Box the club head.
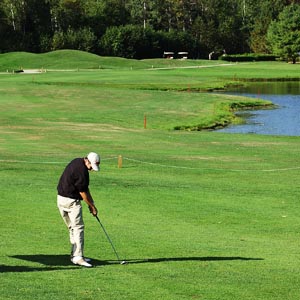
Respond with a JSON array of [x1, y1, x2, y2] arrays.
[[120, 260, 127, 265]]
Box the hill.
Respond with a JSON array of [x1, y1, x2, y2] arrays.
[[0, 50, 150, 71], [0, 50, 224, 72]]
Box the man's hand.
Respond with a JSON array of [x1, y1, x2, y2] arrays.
[[89, 205, 98, 216], [80, 190, 98, 217]]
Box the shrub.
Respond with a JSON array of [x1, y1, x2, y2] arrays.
[[52, 27, 96, 52], [99, 25, 199, 59], [99, 25, 151, 59], [220, 53, 278, 62]]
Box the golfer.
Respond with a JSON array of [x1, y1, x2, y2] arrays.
[[57, 152, 100, 267]]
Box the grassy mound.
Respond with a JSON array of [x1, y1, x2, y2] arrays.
[[0, 50, 228, 72], [0, 50, 150, 71]]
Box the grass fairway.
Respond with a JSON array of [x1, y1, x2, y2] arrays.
[[1, 51, 300, 300]]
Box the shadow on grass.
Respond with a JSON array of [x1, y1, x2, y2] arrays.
[[126, 256, 264, 264], [1, 255, 264, 273], [2, 254, 107, 273]]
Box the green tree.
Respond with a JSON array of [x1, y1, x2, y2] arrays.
[[23, 0, 52, 52], [51, 0, 86, 31], [1, 0, 25, 32], [98, 0, 130, 27], [190, 0, 247, 56], [1, 0, 299, 57], [100, 24, 200, 59], [52, 27, 96, 52], [267, 4, 300, 63], [125, 0, 146, 27], [0, 3, 13, 52], [0, 0, 52, 52], [249, 0, 286, 53], [100, 25, 154, 58]]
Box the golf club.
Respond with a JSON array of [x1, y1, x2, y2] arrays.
[[95, 215, 126, 265]]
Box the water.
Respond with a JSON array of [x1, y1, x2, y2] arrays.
[[217, 82, 300, 136]]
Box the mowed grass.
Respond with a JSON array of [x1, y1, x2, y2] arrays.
[[0, 49, 227, 72], [1, 51, 300, 300]]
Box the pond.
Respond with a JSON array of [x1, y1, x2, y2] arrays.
[[217, 82, 300, 136]]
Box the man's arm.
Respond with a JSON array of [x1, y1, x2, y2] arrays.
[[79, 189, 98, 216]]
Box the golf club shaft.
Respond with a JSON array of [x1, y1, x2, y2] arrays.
[[95, 215, 121, 261]]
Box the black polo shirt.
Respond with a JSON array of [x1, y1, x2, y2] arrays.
[[57, 158, 89, 200]]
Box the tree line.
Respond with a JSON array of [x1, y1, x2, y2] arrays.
[[0, 0, 299, 60]]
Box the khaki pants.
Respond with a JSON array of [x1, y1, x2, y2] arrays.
[[57, 195, 85, 258]]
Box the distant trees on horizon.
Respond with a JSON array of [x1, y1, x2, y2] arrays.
[[1, 0, 300, 61]]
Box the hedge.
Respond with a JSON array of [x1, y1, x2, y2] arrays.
[[220, 53, 278, 62]]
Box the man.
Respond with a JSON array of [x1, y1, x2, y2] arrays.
[[57, 152, 100, 268]]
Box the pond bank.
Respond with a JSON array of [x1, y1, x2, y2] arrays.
[[216, 82, 300, 136]]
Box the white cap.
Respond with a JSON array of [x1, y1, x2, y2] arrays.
[[87, 152, 100, 171]]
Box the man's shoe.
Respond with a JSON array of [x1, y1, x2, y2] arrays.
[[73, 256, 91, 262], [70, 256, 92, 263], [72, 256, 93, 268]]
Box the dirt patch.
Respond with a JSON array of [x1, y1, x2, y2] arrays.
[[235, 141, 290, 147], [171, 155, 251, 163], [20, 69, 45, 74], [45, 121, 141, 133]]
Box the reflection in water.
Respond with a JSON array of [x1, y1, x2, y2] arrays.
[[217, 82, 300, 136], [234, 81, 300, 95]]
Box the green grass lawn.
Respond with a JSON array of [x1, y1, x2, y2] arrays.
[[1, 51, 300, 300]]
